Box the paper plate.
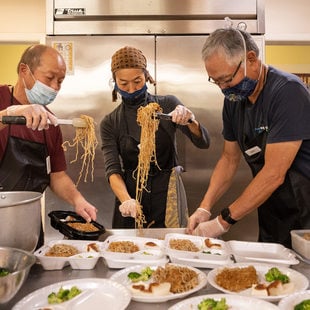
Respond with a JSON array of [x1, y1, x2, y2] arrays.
[[278, 290, 310, 310], [168, 293, 279, 310], [12, 278, 131, 310], [207, 263, 309, 303], [110, 263, 207, 303]]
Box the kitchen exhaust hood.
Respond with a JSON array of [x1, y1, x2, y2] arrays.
[[46, 0, 265, 35]]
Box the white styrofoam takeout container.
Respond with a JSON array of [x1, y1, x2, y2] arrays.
[[163, 234, 299, 268], [291, 229, 310, 260], [164, 233, 231, 269], [34, 239, 101, 270], [227, 240, 299, 267], [101, 235, 168, 268]]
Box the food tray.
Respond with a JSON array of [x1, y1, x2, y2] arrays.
[[164, 233, 232, 269], [34, 239, 101, 270], [101, 235, 168, 269], [163, 234, 298, 268], [227, 240, 299, 267], [291, 230, 310, 260], [48, 210, 105, 240]]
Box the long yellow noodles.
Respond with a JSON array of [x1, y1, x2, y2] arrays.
[[134, 102, 162, 229], [62, 115, 98, 186]]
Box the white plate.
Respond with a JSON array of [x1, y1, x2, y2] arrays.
[[207, 263, 309, 302], [101, 235, 167, 268], [278, 289, 310, 309], [12, 278, 131, 310], [168, 293, 279, 310], [110, 263, 207, 303]]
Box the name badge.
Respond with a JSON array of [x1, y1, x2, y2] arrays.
[[46, 156, 51, 174], [245, 146, 261, 156]]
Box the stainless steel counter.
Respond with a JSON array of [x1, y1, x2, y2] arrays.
[[3, 256, 310, 309], [3, 229, 310, 309]]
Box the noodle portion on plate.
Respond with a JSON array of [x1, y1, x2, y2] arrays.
[[110, 263, 208, 303], [62, 114, 98, 186], [152, 264, 199, 293]]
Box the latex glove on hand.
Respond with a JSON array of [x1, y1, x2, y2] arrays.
[[192, 216, 229, 238], [6, 104, 58, 130], [170, 105, 195, 125], [119, 198, 140, 218], [186, 207, 211, 234]]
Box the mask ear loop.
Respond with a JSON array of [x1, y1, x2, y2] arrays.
[[237, 29, 263, 82], [236, 29, 248, 77]]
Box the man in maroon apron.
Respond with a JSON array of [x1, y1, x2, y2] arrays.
[[0, 45, 98, 244], [187, 28, 310, 248]]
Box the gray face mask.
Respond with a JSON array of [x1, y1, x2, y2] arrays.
[[24, 66, 58, 105]]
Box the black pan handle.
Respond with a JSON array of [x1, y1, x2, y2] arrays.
[[1, 116, 26, 125]]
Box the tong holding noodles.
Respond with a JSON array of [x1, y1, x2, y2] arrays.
[[155, 112, 193, 123], [0, 115, 87, 128]]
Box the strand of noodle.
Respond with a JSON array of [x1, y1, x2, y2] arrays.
[[134, 103, 162, 229], [62, 115, 98, 186]]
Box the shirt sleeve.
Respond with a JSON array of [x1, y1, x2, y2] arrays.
[[100, 113, 123, 180]]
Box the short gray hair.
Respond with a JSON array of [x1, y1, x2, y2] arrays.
[[202, 28, 259, 66]]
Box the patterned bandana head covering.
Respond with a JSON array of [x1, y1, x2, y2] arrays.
[[111, 46, 147, 73], [111, 46, 155, 101]]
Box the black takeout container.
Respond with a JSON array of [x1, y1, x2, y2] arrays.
[[48, 210, 105, 240]]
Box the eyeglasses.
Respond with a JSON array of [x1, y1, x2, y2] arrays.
[[208, 60, 242, 86]]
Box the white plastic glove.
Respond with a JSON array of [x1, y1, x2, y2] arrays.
[[119, 199, 140, 218], [186, 208, 211, 234], [170, 105, 195, 125], [192, 216, 229, 238]]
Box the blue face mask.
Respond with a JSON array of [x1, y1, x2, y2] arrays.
[[24, 67, 58, 105], [115, 84, 147, 101], [221, 76, 257, 102]]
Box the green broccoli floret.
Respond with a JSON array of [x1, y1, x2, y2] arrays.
[[198, 298, 228, 310], [265, 267, 289, 284], [67, 286, 82, 300], [127, 266, 154, 283], [48, 286, 82, 304], [294, 299, 310, 310], [0, 268, 10, 277]]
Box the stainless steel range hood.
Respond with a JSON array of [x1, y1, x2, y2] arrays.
[[46, 0, 265, 35]]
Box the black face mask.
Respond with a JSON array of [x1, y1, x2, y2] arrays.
[[222, 76, 258, 102], [115, 84, 148, 106]]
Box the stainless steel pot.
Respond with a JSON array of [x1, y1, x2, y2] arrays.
[[0, 192, 42, 252]]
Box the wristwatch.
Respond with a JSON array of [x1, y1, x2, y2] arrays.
[[220, 207, 237, 225]]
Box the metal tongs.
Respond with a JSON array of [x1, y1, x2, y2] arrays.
[[0, 115, 87, 128], [155, 112, 193, 123]]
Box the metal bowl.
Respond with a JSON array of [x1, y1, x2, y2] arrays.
[[0, 247, 36, 304], [0, 191, 42, 252]]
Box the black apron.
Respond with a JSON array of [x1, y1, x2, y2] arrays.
[[239, 99, 310, 248], [112, 103, 173, 229], [0, 91, 51, 248], [0, 133, 50, 193], [0, 90, 50, 193]]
